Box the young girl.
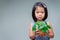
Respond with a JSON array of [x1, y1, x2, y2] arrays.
[[29, 2, 54, 40]]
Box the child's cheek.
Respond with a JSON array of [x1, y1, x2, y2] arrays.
[[43, 13, 45, 18]]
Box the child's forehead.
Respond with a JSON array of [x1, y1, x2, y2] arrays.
[[35, 6, 45, 11]]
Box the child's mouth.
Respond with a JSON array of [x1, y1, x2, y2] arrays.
[[39, 17, 42, 18], [37, 16, 42, 20]]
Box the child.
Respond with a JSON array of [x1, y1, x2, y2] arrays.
[[29, 2, 54, 40]]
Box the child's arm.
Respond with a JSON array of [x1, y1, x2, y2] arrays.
[[46, 22, 54, 38], [29, 23, 35, 40]]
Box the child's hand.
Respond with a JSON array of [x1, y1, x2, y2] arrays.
[[35, 29, 40, 35], [35, 29, 45, 37]]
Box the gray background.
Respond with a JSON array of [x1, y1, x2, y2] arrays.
[[0, 0, 60, 40]]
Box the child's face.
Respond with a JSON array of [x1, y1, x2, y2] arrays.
[[35, 6, 45, 21]]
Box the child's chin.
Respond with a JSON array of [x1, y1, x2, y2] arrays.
[[38, 18, 42, 20], [38, 19, 42, 21]]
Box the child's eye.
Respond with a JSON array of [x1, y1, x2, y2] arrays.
[[40, 12, 44, 14], [36, 12, 40, 13]]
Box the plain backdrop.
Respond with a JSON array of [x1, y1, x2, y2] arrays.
[[0, 0, 60, 40]]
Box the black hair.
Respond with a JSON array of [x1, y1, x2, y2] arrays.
[[32, 2, 48, 22]]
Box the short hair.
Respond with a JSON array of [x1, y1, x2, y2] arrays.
[[32, 2, 48, 22]]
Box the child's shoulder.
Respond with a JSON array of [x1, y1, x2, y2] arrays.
[[46, 21, 52, 27], [30, 22, 34, 25], [29, 22, 35, 27]]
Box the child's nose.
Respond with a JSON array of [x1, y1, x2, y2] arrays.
[[39, 13, 42, 16]]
